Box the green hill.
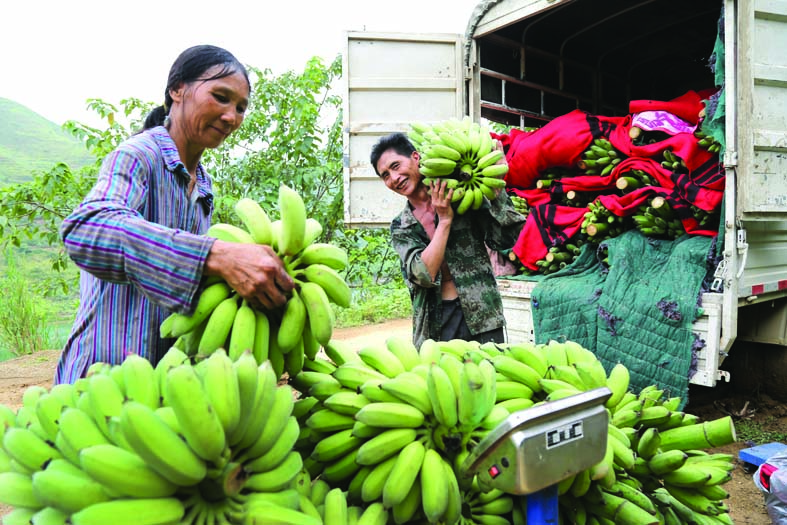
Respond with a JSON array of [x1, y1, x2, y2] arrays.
[[0, 98, 94, 185]]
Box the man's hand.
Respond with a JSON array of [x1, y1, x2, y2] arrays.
[[204, 241, 295, 310], [430, 179, 454, 224]]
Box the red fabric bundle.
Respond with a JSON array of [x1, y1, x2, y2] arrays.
[[495, 110, 625, 190], [512, 205, 588, 270]]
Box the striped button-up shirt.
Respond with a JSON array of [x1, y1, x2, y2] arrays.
[[55, 127, 215, 384]]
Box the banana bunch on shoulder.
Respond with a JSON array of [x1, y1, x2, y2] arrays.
[[160, 186, 351, 380], [409, 118, 508, 215]]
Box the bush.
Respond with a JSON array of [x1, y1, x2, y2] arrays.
[[333, 283, 411, 328], [0, 250, 57, 356]]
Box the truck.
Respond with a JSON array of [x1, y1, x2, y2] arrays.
[[341, 0, 787, 388]]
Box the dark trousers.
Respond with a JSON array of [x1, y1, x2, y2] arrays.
[[440, 298, 505, 344]]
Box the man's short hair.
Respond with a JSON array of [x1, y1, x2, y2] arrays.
[[370, 133, 416, 176]]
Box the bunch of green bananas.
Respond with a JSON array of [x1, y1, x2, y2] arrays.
[[661, 149, 688, 173], [408, 119, 509, 215], [285, 336, 737, 525], [581, 200, 628, 241], [288, 336, 516, 525], [577, 138, 625, 176], [509, 194, 529, 217], [486, 340, 736, 525], [694, 130, 723, 154], [615, 168, 657, 194], [160, 185, 351, 379], [631, 196, 686, 239], [0, 348, 323, 525]]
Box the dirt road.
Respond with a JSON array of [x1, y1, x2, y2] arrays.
[[0, 318, 773, 523]]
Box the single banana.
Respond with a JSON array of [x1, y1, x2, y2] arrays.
[[3, 426, 62, 473], [165, 363, 227, 462], [323, 391, 369, 416], [228, 299, 257, 360], [385, 336, 421, 371], [117, 354, 158, 411], [382, 439, 425, 508], [277, 288, 307, 353], [492, 354, 543, 393], [245, 451, 304, 493], [604, 362, 631, 408], [78, 443, 177, 498], [232, 361, 278, 451], [427, 362, 458, 428], [30, 507, 70, 525], [234, 197, 273, 245], [244, 415, 300, 473], [300, 280, 335, 346], [301, 263, 352, 308], [69, 497, 185, 525], [86, 373, 125, 440], [205, 222, 256, 244], [295, 243, 349, 271], [332, 362, 388, 391], [56, 407, 110, 458], [237, 384, 295, 462], [455, 185, 475, 215], [379, 372, 434, 416], [458, 359, 488, 430], [31, 464, 110, 513], [226, 349, 259, 445], [421, 449, 450, 523], [0, 471, 43, 509], [252, 309, 270, 364], [355, 428, 418, 466], [323, 487, 349, 525], [310, 428, 364, 463], [303, 217, 324, 247], [198, 349, 241, 437], [119, 400, 207, 486], [278, 184, 308, 256], [355, 402, 425, 429], [361, 455, 398, 503], [358, 345, 406, 378], [33, 393, 67, 443], [480, 164, 509, 178], [197, 294, 239, 358], [305, 409, 356, 434]]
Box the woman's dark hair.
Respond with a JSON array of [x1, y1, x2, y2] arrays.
[[141, 45, 250, 131], [369, 132, 416, 176]]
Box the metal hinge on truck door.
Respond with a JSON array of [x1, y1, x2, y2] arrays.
[[736, 226, 748, 279], [710, 259, 727, 292]]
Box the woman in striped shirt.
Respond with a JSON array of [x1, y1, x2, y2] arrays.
[[55, 45, 294, 384]]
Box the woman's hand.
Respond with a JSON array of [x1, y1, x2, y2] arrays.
[[204, 240, 295, 310]]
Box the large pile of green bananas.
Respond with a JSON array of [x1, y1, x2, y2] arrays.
[[0, 347, 362, 525], [0, 336, 737, 525], [408, 119, 509, 215], [160, 185, 351, 379], [288, 337, 737, 525]]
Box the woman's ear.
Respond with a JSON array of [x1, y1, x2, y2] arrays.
[[169, 83, 185, 104], [412, 150, 420, 163]]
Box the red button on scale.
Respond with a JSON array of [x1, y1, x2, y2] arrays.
[[488, 465, 500, 478]]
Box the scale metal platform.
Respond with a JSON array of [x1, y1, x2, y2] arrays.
[[461, 387, 612, 523]]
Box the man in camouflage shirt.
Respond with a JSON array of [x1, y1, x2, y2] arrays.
[[370, 133, 526, 348]]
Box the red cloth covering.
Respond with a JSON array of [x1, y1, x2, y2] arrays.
[[495, 110, 625, 190], [498, 91, 724, 269], [512, 205, 588, 271], [629, 89, 718, 125]]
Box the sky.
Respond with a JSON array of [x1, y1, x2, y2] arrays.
[[2, 0, 481, 127]]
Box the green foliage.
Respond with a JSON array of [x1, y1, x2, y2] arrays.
[[0, 249, 59, 356], [334, 284, 411, 328]]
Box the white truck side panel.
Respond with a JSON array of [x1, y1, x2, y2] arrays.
[[342, 32, 464, 228], [736, 0, 787, 216]]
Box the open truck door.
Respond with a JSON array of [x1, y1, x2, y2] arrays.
[[342, 31, 465, 228]]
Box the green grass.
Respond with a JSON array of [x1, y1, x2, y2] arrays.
[[333, 285, 411, 328], [735, 418, 787, 445]]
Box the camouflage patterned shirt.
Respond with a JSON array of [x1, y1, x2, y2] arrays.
[[390, 191, 526, 347]]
